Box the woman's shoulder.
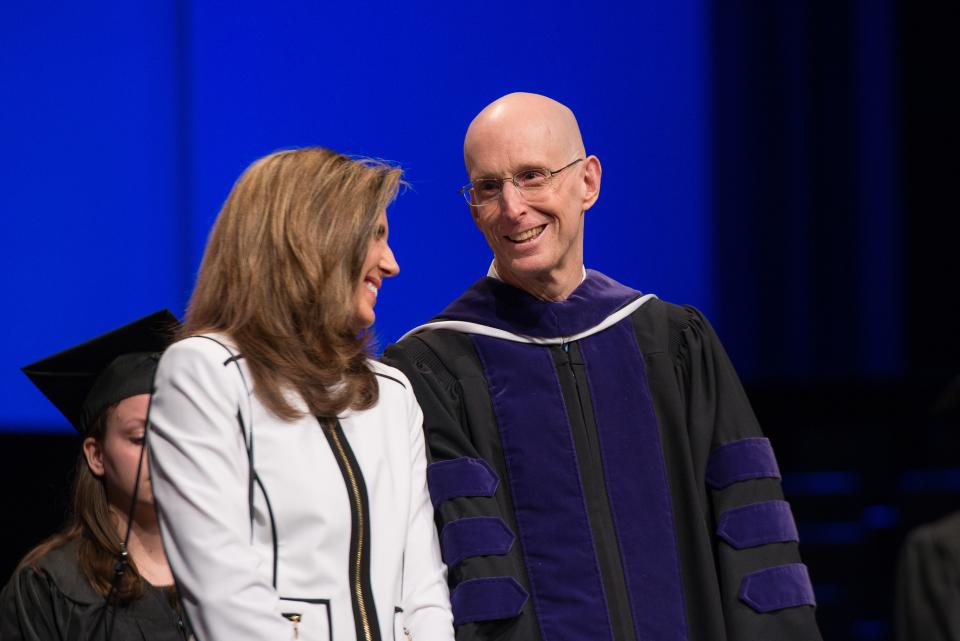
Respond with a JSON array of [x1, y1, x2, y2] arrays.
[[364, 360, 419, 423], [368, 359, 413, 399], [163, 332, 239, 362], [368, 359, 411, 386], [14, 539, 100, 605], [152, 334, 251, 418], [158, 333, 246, 383]]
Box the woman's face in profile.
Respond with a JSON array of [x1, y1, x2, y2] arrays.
[[353, 210, 399, 330], [83, 393, 153, 510]]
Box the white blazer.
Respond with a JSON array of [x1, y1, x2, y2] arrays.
[[148, 335, 454, 641]]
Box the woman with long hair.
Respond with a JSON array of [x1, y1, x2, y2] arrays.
[[0, 310, 189, 640], [147, 148, 454, 641]]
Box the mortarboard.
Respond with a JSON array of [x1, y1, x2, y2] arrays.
[[21, 309, 181, 433]]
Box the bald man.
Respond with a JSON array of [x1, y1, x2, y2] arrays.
[[384, 93, 821, 641]]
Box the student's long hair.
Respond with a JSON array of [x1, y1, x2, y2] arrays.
[[184, 147, 403, 420], [19, 406, 148, 604]]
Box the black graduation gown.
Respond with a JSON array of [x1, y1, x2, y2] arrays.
[[0, 539, 189, 641], [895, 511, 960, 641], [383, 271, 822, 641]]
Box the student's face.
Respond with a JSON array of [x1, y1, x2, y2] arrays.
[[353, 209, 399, 330], [84, 394, 152, 508]]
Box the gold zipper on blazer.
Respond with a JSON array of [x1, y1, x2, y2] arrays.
[[326, 421, 378, 641], [282, 613, 301, 639]]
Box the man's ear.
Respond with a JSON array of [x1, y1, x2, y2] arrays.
[[82, 436, 105, 478], [581, 155, 602, 212]]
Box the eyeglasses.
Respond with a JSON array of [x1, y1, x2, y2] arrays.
[[459, 158, 584, 207]]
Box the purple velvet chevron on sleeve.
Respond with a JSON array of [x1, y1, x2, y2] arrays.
[[716, 500, 799, 549], [426, 457, 500, 508], [441, 516, 516, 569], [450, 577, 529, 626], [739, 563, 816, 613], [705, 437, 781, 489]]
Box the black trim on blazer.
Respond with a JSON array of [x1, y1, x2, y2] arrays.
[[374, 371, 407, 389], [191, 336, 281, 587], [321, 418, 382, 641]]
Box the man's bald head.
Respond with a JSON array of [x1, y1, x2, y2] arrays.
[[464, 93, 585, 176], [460, 92, 602, 301]]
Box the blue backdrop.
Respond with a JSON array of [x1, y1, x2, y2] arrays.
[[2, 1, 903, 433], [2, 2, 711, 432]]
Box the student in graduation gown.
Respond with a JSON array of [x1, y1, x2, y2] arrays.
[[383, 93, 822, 640], [0, 310, 189, 641]]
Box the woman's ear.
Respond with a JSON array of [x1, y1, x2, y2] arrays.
[[82, 436, 105, 478]]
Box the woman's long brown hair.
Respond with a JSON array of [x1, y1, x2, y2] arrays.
[[18, 408, 147, 603], [183, 147, 403, 420]]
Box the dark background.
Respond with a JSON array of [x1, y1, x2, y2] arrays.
[[2, 2, 958, 639]]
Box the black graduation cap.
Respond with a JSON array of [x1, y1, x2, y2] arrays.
[[21, 309, 181, 433]]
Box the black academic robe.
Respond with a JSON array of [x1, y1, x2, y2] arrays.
[[383, 270, 822, 641], [895, 511, 960, 641], [0, 539, 189, 641]]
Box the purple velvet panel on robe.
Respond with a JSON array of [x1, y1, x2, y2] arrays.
[[472, 335, 615, 641], [437, 270, 640, 337], [716, 500, 799, 549], [739, 563, 816, 613], [441, 516, 515, 569], [450, 577, 529, 626], [426, 457, 500, 508], [705, 437, 781, 489], [579, 319, 689, 641]]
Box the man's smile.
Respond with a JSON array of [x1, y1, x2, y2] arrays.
[[506, 224, 547, 244]]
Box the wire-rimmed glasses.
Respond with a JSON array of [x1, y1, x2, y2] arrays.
[[459, 158, 583, 207]]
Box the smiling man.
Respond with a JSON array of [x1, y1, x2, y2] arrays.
[[384, 93, 822, 641], [462, 94, 597, 301]]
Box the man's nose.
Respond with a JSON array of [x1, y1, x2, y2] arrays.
[[499, 181, 526, 220]]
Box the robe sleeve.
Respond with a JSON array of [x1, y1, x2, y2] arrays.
[[384, 334, 540, 639], [382, 333, 487, 527], [0, 566, 68, 641], [673, 306, 822, 640], [148, 337, 290, 641], [396, 374, 456, 640]]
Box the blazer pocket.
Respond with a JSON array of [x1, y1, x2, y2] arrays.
[[280, 597, 332, 641]]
